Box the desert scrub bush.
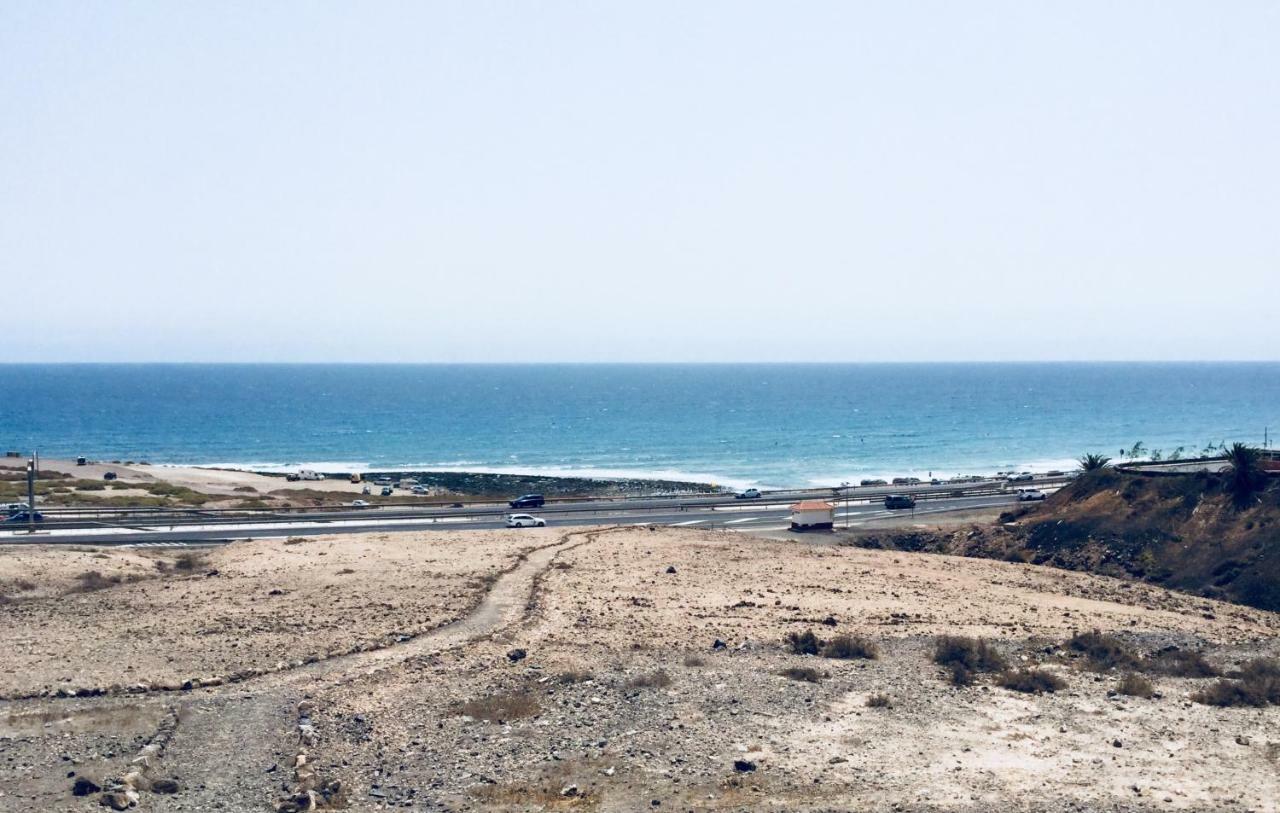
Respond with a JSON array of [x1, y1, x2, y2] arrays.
[[173, 552, 205, 571], [785, 629, 822, 656], [232, 485, 258, 493], [933, 636, 1007, 686], [1192, 658, 1280, 707], [779, 666, 822, 683], [866, 693, 892, 708], [458, 691, 540, 722], [1066, 631, 1138, 671], [682, 654, 706, 667], [1117, 673, 1156, 698], [555, 669, 594, 684], [821, 634, 879, 660], [625, 670, 672, 689], [73, 570, 122, 592], [997, 669, 1066, 694], [1146, 647, 1218, 678]]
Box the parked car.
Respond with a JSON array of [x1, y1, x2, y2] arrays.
[[891, 477, 922, 486], [509, 494, 545, 509], [351, 499, 371, 508], [4, 511, 43, 523], [76, 457, 87, 466], [411, 485, 428, 495], [505, 513, 546, 528], [735, 488, 762, 500], [1016, 489, 1047, 501], [103, 472, 117, 481], [361, 485, 371, 495], [380, 486, 393, 497], [884, 495, 916, 510], [859, 479, 887, 487]]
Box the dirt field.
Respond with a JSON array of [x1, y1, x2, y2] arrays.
[[1, 526, 1278, 812]]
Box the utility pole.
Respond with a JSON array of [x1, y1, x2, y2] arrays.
[[26, 453, 36, 533]]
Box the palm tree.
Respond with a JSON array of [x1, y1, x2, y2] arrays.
[[1223, 442, 1266, 506], [1078, 453, 1112, 472]]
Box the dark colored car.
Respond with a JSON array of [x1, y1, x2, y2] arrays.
[[103, 471, 117, 481], [884, 495, 916, 510], [509, 494, 545, 509], [4, 511, 44, 523]]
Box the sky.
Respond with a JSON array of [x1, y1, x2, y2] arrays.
[[2, 2, 1277, 362]]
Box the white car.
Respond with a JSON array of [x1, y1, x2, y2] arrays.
[[351, 499, 371, 508], [1008, 472, 1035, 482], [1016, 489, 1046, 501], [506, 514, 546, 528], [411, 485, 428, 495], [735, 488, 762, 500]]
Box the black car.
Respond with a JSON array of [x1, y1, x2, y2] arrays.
[[509, 494, 545, 509], [4, 511, 44, 523], [884, 495, 916, 510]]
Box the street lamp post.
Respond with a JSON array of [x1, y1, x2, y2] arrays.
[[26, 454, 36, 533]]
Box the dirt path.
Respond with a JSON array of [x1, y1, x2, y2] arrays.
[[3, 529, 604, 812]]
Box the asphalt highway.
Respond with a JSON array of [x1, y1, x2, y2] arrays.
[[0, 491, 1033, 546]]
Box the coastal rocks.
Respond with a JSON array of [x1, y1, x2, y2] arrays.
[[72, 777, 101, 796], [733, 759, 757, 773]]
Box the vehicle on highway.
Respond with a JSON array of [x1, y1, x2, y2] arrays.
[[1016, 489, 1047, 501], [884, 494, 916, 509], [1008, 472, 1035, 482], [1046, 470, 1064, 477], [735, 488, 762, 500], [103, 471, 117, 481], [505, 513, 546, 528], [351, 499, 371, 508], [3, 502, 30, 514], [860, 479, 887, 487], [891, 477, 922, 486], [4, 510, 44, 523], [380, 486, 393, 497], [509, 494, 545, 509]]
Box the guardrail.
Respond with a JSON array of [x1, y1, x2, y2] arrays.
[[21, 478, 1066, 531]]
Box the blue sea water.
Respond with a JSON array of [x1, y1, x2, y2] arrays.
[[0, 363, 1275, 489]]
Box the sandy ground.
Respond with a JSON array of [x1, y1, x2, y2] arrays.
[[0, 532, 543, 697], [25, 458, 370, 496], [1, 526, 1278, 812]]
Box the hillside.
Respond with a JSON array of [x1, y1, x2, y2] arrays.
[[849, 468, 1280, 611]]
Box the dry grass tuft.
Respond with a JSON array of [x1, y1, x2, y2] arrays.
[[1146, 648, 1218, 678], [785, 630, 822, 656], [996, 668, 1066, 694], [1117, 673, 1156, 698], [933, 636, 1007, 686], [822, 634, 879, 660], [624, 670, 672, 690], [458, 691, 541, 722], [779, 666, 822, 683], [866, 693, 892, 708], [1066, 630, 1138, 671]]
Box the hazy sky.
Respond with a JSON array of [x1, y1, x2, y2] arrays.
[[3, 2, 1277, 362]]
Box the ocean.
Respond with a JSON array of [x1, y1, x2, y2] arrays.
[[0, 363, 1275, 489]]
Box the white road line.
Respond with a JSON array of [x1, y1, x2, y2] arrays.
[[724, 517, 762, 524], [669, 519, 706, 526]]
